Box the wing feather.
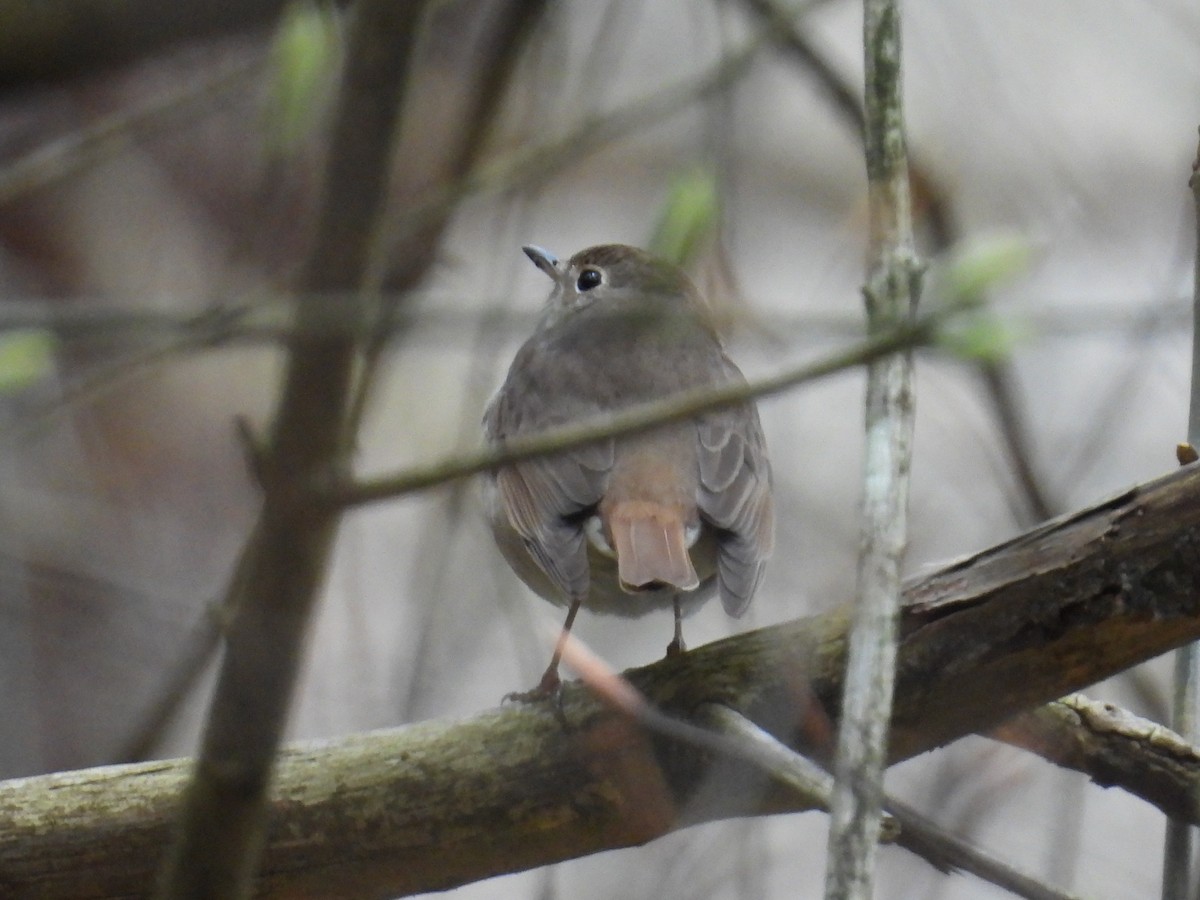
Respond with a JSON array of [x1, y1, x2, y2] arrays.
[[486, 384, 612, 600], [695, 407, 774, 616]]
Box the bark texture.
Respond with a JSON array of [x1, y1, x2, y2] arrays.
[[3, 464, 1200, 898]]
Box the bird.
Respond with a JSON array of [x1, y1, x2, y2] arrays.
[[483, 243, 773, 698]]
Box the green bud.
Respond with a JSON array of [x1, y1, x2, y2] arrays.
[[264, 1, 341, 157], [0, 329, 55, 392], [943, 233, 1033, 306], [649, 167, 720, 268]]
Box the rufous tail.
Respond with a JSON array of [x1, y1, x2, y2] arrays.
[[606, 501, 699, 592]]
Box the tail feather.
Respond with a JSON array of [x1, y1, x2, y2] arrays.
[[607, 501, 699, 592]]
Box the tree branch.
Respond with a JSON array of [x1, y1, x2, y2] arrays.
[[153, 3, 433, 895], [825, 0, 922, 895], [6, 462, 1200, 898], [0, 55, 260, 206], [326, 307, 948, 508], [996, 695, 1200, 826]]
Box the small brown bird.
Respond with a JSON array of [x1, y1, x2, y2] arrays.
[[484, 244, 773, 697]]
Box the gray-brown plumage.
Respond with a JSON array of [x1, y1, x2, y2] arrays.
[[483, 243, 773, 697]]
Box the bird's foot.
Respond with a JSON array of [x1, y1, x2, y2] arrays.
[[665, 636, 687, 657], [503, 667, 563, 705]]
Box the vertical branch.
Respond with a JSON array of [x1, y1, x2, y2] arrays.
[[1162, 130, 1200, 900], [154, 3, 432, 897], [824, 1, 922, 898], [1187, 134, 1200, 451], [739, 0, 1057, 530], [154, 2, 546, 894]]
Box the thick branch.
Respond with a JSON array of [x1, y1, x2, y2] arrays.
[[5, 463, 1200, 898]]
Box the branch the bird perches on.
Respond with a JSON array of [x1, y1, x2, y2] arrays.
[[4, 463, 1200, 898]]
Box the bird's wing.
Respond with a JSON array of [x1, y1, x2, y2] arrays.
[[696, 405, 774, 616], [485, 388, 613, 600]]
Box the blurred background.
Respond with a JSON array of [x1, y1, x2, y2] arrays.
[[1, 1, 1197, 897]]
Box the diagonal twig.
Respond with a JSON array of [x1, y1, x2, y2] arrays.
[[0, 55, 260, 206], [324, 305, 958, 508]]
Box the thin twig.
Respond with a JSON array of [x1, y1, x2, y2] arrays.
[[0, 55, 260, 206], [549, 634, 1082, 900], [557, 638, 835, 811], [0, 293, 1188, 343], [824, 1, 922, 898], [382, 35, 764, 251], [325, 306, 952, 508], [2, 34, 764, 443], [554, 631, 844, 812], [704, 706, 1082, 900], [883, 797, 1083, 900], [977, 363, 1055, 522], [738, 0, 863, 140]]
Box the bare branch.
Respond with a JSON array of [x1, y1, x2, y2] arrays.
[[154, 3, 434, 895], [706, 706, 1080, 900], [6, 461, 1200, 898], [825, 1, 922, 896], [997, 695, 1200, 826], [325, 307, 948, 508], [883, 797, 1082, 900], [0, 294, 1188, 345], [381, 35, 763, 252], [0, 56, 260, 206]]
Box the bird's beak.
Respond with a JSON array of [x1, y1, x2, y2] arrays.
[[522, 245, 560, 281]]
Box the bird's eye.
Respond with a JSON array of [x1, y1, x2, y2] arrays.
[[576, 268, 603, 292]]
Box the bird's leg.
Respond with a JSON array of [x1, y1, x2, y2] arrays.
[[539, 597, 582, 692], [506, 597, 582, 703], [665, 594, 686, 657]]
